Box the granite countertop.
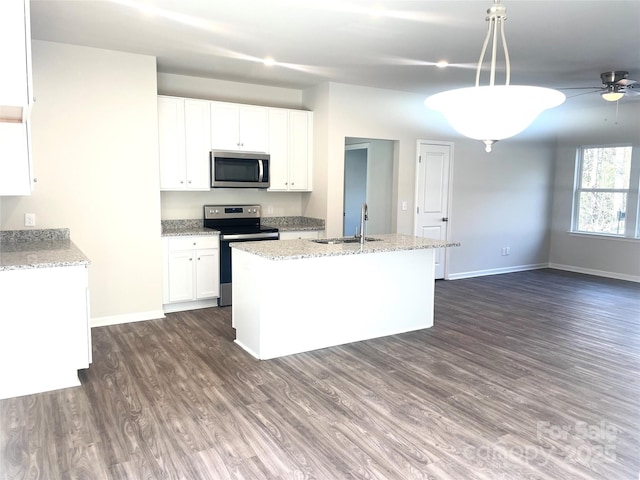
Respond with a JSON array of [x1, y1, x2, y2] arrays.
[[161, 220, 220, 237], [261, 216, 325, 232], [0, 229, 90, 271], [231, 233, 460, 261], [161, 217, 324, 236]]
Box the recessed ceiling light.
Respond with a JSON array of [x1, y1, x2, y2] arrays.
[[370, 4, 385, 17], [263, 57, 276, 67], [436, 60, 449, 68]]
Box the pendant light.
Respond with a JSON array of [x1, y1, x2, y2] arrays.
[[424, 0, 565, 152]]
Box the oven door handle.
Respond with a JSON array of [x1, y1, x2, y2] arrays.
[[221, 232, 279, 241]]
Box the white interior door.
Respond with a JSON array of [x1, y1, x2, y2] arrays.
[[415, 142, 451, 279]]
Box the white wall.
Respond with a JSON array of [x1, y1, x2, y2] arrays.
[[448, 141, 556, 277], [549, 101, 640, 281], [158, 72, 303, 108], [157, 72, 309, 218], [0, 41, 163, 324], [303, 82, 557, 278]]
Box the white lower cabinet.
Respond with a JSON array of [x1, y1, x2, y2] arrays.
[[0, 265, 90, 399], [278, 230, 320, 240], [163, 235, 219, 312]]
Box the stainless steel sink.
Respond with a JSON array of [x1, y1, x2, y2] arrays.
[[312, 237, 381, 245]]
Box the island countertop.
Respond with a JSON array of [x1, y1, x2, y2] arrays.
[[231, 233, 459, 261]]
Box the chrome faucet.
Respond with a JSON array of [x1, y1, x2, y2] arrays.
[[359, 202, 368, 245]]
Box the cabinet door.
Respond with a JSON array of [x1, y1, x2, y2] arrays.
[[0, 0, 33, 196], [288, 110, 311, 191], [0, 122, 31, 195], [239, 105, 268, 152], [158, 97, 186, 190], [195, 248, 219, 299], [167, 251, 194, 302], [267, 109, 289, 191], [0, 0, 30, 109], [210, 102, 240, 150], [184, 99, 211, 190]]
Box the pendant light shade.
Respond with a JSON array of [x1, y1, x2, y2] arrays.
[[425, 0, 565, 152], [425, 85, 566, 152]]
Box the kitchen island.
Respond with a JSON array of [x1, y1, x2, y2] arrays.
[[231, 234, 458, 360]]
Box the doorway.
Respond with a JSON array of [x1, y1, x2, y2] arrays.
[[415, 141, 453, 279], [344, 143, 368, 236], [343, 138, 395, 237]]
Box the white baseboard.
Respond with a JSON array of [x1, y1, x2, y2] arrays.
[[548, 263, 640, 283], [90, 309, 166, 328], [162, 298, 219, 314], [447, 263, 547, 280]]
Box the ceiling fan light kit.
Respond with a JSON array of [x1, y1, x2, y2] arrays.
[[601, 88, 625, 102], [424, 0, 565, 152]]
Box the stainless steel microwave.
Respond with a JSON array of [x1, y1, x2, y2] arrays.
[[210, 150, 270, 188]]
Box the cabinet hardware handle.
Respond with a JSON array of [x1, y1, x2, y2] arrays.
[[442, 217, 449, 222]]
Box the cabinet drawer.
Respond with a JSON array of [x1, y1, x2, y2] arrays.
[[167, 236, 219, 251]]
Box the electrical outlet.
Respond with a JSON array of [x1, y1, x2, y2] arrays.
[[24, 213, 36, 227], [266, 205, 274, 214], [501, 247, 510, 256]]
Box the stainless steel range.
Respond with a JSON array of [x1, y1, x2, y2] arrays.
[[204, 205, 279, 306]]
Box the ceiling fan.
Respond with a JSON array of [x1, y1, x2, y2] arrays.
[[564, 71, 639, 102]]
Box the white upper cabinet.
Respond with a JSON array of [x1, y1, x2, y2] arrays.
[[158, 96, 313, 192], [268, 108, 313, 192], [210, 102, 268, 152], [0, 0, 34, 196], [184, 99, 212, 189], [158, 96, 211, 191], [0, 0, 31, 117]]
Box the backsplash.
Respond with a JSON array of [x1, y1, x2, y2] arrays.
[[0, 228, 70, 244], [160, 219, 202, 231], [261, 216, 324, 229], [160, 190, 306, 220]]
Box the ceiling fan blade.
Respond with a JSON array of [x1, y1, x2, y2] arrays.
[[566, 89, 602, 98], [617, 79, 637, 86], [624, 89, 640, 96], [558, 86, 602, 90]]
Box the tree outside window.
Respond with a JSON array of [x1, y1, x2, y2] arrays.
[[573, 146, 633, 236]]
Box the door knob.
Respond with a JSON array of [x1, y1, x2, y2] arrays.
[[442, 217, 449, 222]]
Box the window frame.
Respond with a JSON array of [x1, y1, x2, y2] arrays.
[[572, 144, 640, 239]]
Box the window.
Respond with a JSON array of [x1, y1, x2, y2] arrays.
[[573, 145, 639, 238]]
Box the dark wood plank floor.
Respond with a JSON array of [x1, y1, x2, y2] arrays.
[[1, 269, 638, 479]]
